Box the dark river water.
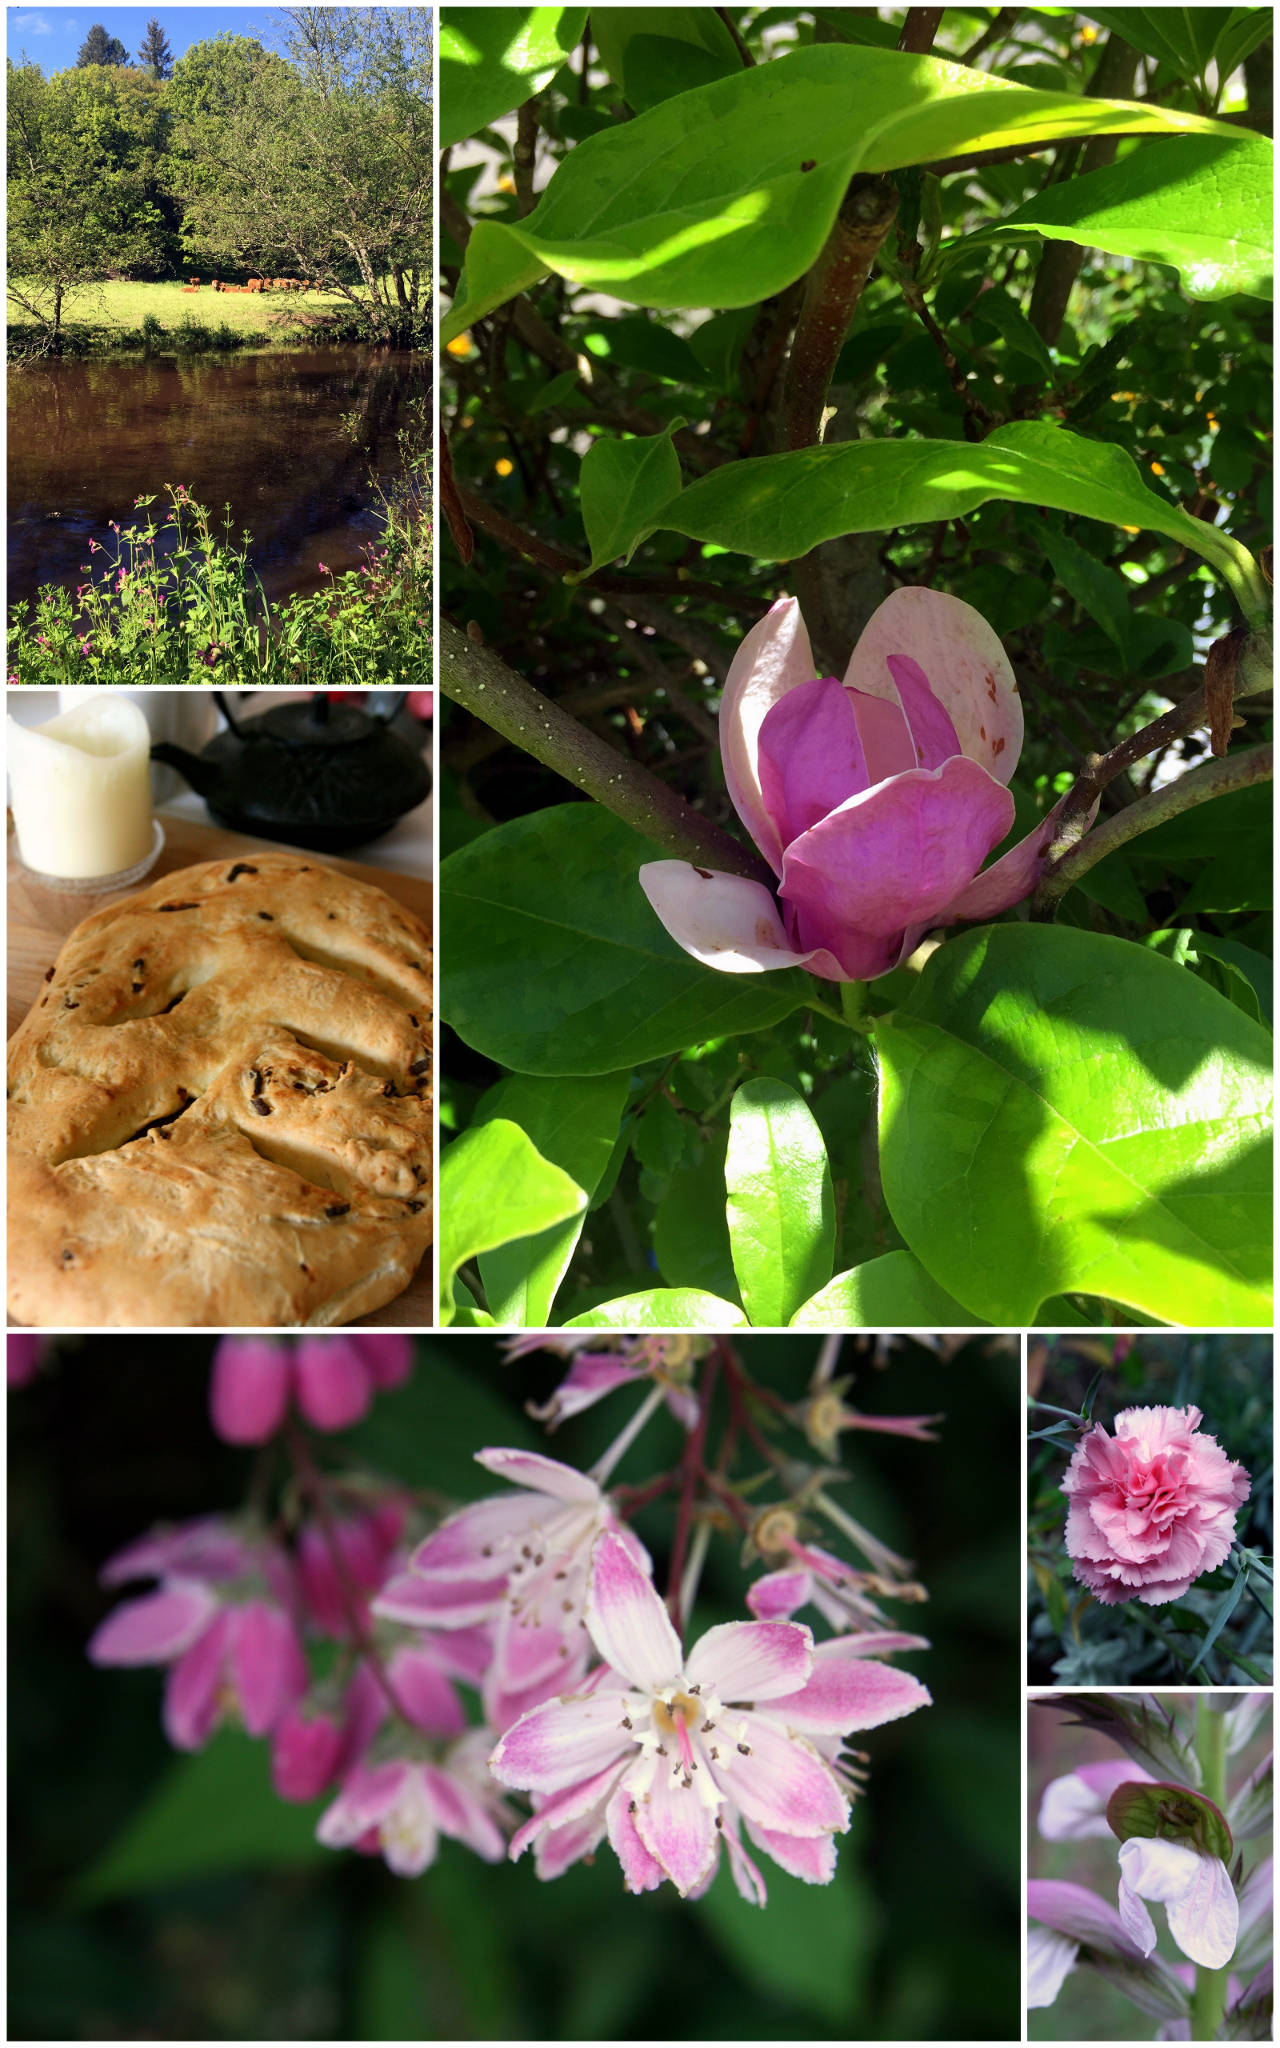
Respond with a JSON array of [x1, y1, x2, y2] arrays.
[[8, 347, 428, 610]]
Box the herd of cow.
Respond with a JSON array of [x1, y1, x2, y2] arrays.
[[179, 277, 323, 293]]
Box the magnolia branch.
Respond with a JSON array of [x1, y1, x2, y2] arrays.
[[440, 617, 773, 882]]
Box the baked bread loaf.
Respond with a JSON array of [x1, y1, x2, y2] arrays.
[[8, 852, 432, 1327]]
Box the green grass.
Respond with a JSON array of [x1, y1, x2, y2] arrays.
[[8, 277, 356, 354]]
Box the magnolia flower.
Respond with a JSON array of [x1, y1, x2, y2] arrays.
[[1119, 1836, 1239, 1970], [317, 1728, 508, 1877], [491, 1532, 927, 1903], [1063, 1405, 1251, 1605], [372, 1449, 650, 1732], [640, 589, 1085, 983], [209, 1334, 414, 1443]]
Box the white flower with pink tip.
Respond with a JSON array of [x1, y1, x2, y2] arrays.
[[490, 1532, 929, 1904]]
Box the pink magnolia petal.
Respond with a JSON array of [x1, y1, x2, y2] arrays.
[[780, 757, 1015, 948], [209, 1337, 292, 1444], [633, 1762, 718, 1897], [767, 1653, 930, 1735], [685, 1620, 813, 1703], [745, 1817, 838, 1885], [844, 587, 1022, 785], [756, 675, 868, 851], [746, 1570, 812, 1622], [940, 789, 1096, 923], [586, 1533, 681, 1692], [727, 1716, 848, 1838], [489, 1692, 632, 1795], [163, 1608, 233, 1750], [386, 1646, 465, 1738], [294, 1338, 372, 1430], [317, 1758, 410, 1847], [885, 653, 962, 772], [606, 1781, 666, 1894], [474, 1446, 602, 1505], [231, 1602, 308, 1736], [88, 1582, 220, 1665], [638, 861, 821, 975], [850, 690, 915, 784], [720, 595, 817, 873]]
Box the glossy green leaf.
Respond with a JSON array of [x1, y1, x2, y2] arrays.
[[439, 1118, 587, 1323], [73, 1733, 326, 1904], [591, 10, 744, 112], [1082, 9, 1272, 86], [1039, 522, 1139, 662], [643, 421, 1260, 615], [978, 134, 1273, 301], [562, 1287, 748, 1329], [476, 1070, 630, 1325], [653, 1130, 740, 1302], [876, 924, 1272, 1326], [574, 423, 683, 579], [442, 42, 1239, 340], [440, 7, 587, 151], [725, 1079, 836, 1327], [790, 1250, 982, 1328], [440, 805, 809, 1075]]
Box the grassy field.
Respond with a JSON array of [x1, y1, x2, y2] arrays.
[[8, 277, 356, 352]]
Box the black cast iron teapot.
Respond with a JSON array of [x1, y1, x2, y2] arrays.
[[151, 692, 430, 852]]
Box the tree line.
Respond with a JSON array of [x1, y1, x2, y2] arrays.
[[7, 6, 431, 350]]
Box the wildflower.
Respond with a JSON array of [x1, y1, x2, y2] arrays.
[[373, 1450, 649, 1733], [318, 1728, 508, 1876], [208, 1334, 414, 1443], [639, 589, 1093, 982], [492, 1532, 926, 1902], [1027, 1879, 1184, 2014], [504, 1333, 704, 1430], [1063, 1405, 1250, 1605], [1039, 1759, 1153, 1839], [1118, 1836, 1239, 1969]]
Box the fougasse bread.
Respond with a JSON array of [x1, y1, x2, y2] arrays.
[[8, 852, 432, 1328]]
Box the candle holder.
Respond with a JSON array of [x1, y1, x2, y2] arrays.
[[12, 818, 166, 895]]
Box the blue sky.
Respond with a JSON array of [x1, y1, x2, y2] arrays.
[[7, 4, 290, 72]]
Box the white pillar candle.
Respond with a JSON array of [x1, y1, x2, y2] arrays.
[[8, 695, 154, 878]]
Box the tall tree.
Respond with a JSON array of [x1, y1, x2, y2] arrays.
[[75, 24, 130, 67], [136, 19, 173, 81]]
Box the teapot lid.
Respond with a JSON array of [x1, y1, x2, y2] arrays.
[[214, 691, 407, 751]]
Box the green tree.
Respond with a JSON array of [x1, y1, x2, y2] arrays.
[[7, 59, 168, 350], [170, 8, 431, 339], [136, 19, 174, 80], [75, 24, 130, 67]]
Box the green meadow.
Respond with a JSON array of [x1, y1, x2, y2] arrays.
[[8, 276, 355, 355]]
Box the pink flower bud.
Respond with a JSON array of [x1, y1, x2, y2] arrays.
[[294, 1337, 374, 1431], [209, 1336, 292, 1443], [8, 1334, 47, 1388], [271, 1700, 346, 1800], [346, 1334, 414, 1389]]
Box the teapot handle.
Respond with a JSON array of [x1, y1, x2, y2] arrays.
[[213, 690, 245, 737], [372, 691, 408, 722]]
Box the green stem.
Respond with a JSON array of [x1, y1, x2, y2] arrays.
[[838, 979, 875, 1033], [1190, 1700, 1229, 2043], [1038, 743, 1272, 907]]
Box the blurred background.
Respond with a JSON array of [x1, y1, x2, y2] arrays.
[[9, 1330, 1020, 2040], [1027, 1693, 1272, 2041], [1027, 1333, 1274, 1686]]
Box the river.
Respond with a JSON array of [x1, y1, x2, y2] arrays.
[[8, 346, 428, 612]]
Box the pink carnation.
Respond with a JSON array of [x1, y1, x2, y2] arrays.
[[1063, 1405, 1251, 1606]]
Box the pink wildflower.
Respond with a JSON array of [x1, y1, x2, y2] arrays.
[[491, 1533, 928, 1903], [209, 1334, 414, 1443], [317, 1728, 508, 1876], [373, 1449, 649, 1732], [1118, 1836, 1239, 1969], [504, 1333, 702, 1430], [1063, 1405, 1250, 1605], [1038, 1759, 1154, 1840], [639, 588, 1094, 983], [8, 1334, 48, 1387], [295, 1500, 409, 1636]]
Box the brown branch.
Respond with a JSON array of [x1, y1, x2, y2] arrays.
[[897, 8, 945, 55], [1026, 35, 1141, 348], [513, 98, 540, 215], [961, 6, 1020, 65], [1035, 746, 1272, 907], [780, 174, 899, 451], [715, 7, 755, 67], [440, 617, 774, 882]]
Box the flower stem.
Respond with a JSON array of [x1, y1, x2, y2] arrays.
[[590, 1384, 667, 1488], [838, 979, 875, 1032], [1190, 1698, 1230, 2043]]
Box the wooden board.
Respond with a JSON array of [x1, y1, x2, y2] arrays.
[[8, 814, 434, 1329]]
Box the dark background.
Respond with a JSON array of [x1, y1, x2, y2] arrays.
[[10, 1331, 1020, 2040]]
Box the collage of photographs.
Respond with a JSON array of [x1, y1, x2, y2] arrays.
[[3, 2, 1274, 2045]]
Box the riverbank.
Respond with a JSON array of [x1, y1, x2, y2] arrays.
[[7, 279, 425, 359]]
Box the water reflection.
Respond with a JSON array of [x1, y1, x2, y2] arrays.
[[8, 347, 428, 609]]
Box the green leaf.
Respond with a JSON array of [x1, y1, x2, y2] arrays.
[[970, 285, 1056, 381], [439, 1118, 587, 1323], [573, 423, 683, 578], [562, 1287, 748, 1329], [442, 42, 1240, 339], [1147, 928, 1266, 1028], [643, 421, 1260, 616], [653, 1129, 740, 1302], [977, 134, 1273, 302], [72, 1732, 326, 1905], [1039, 522, 1136, 663], [439, 7, 587, 151], [475, 1071, 630, 1324], [440, 805, 809, 1076], [1082, 9, 1271, 87], [591, 10, 744, 112], [790, 1250, 983, 1327], [723, 1079, 834, 1325], [876, 924, 1272, 1326]]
